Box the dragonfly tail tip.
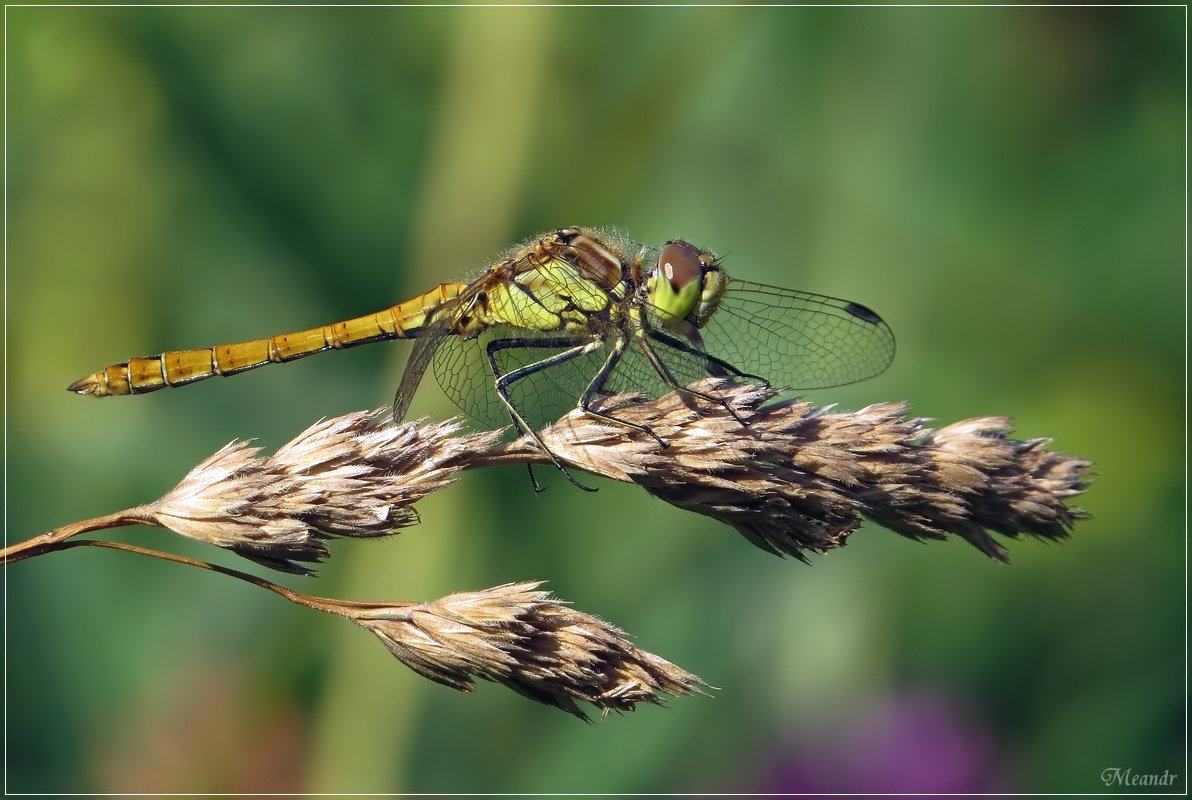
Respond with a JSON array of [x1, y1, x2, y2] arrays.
[[66, 374, 107, 397]]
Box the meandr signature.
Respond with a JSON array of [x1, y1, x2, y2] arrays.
[[1101, 767, 1180, 788]]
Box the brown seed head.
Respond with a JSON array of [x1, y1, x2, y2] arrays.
[[342, 581, 708, 720], [530, 380, 1092, 562], [147, 413, 500, 573]]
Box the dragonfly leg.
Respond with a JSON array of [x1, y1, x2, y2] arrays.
[[485, 336, 602, 493], [575, 336, 668, 447], [639, 330, 757, 427], [647, 328, 769, 386]]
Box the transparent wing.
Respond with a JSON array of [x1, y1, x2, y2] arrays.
[[430, 327, 611, 434], [695, 279, 896, 390], [426, 249, 636, 433], [601, 333, 728, 396], [393, 334, 443, 421], [453, 326, 741, 434], [398, 245, 611, 429]]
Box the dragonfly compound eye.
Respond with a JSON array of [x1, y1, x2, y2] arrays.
[[651, 240, 705, 323], [659, 240, 703, 292]]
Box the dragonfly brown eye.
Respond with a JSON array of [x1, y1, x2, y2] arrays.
[[658, 240, 703, 290]]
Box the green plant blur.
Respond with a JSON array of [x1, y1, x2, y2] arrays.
[[6, 6, 1183, 794]]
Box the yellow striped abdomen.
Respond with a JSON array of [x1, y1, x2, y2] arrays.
[[67, 282, 466, 397]]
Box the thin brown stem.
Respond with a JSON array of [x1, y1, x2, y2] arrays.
[[51, 539, 354, 616], [43, 540, 707, 720], [2, 508, 157, 564]]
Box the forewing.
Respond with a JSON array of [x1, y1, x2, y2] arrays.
[[697, 279, 896, 390]]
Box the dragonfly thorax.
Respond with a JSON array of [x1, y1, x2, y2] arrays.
[[643, 239, 726, 333]]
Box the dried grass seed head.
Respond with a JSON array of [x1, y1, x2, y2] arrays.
[[535, 379, 1092, 562], [347, 582, 708, 720], [148, 411, 500, 574]]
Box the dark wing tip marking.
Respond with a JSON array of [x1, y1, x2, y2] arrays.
[[843, 301, 883, 325]]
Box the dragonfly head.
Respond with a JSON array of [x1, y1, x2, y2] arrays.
[[646, 239, 726, 330]]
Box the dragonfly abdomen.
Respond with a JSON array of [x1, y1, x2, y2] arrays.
[[67, 282, 466, 397]]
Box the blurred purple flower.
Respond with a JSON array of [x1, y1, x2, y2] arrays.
[[756, 688, 1004, 794]]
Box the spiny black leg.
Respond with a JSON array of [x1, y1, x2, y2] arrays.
[[576, 335, 667, 447], [639, 330, 754, 426], [482, 342, 547, 493], [647, 328, 769, 385], [486, 336, 602, 492]]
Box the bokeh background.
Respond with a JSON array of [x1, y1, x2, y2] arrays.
[[6, 6, 1183, 794]]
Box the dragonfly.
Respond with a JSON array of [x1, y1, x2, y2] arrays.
[[68, 226, 896, 488]]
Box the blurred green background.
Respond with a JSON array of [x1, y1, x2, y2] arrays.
[[6, 6, 1183, 794]]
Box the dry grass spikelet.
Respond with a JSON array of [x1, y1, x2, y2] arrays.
[[148, 413, 500, 573], [530, 380, 1092, 562], [342, 581, 708, 720]]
